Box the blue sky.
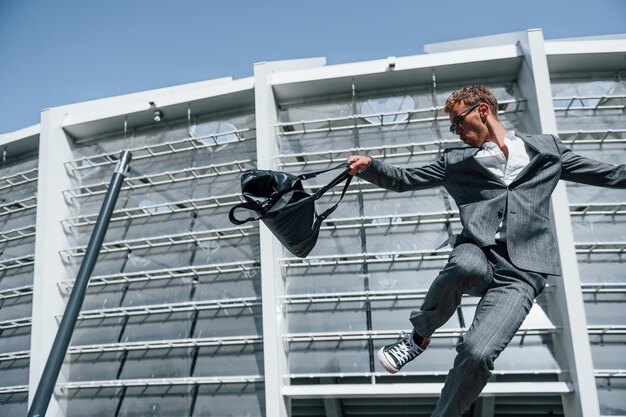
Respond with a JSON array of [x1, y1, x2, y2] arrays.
[[1, 0, 625, 134]]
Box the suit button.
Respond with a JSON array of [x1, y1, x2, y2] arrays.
[[497, 210, 504, 218]]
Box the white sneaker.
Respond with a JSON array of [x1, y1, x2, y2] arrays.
[[377, 330, 429, 374]]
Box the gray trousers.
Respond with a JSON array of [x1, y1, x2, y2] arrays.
[[409, 240, 547, 417]]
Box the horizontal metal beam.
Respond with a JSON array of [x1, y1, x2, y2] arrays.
[[288, 369, 564, 379], [59, 375, 265, 392], [587, 325, 626, 335], [0, 196, 37, 217], [0, 285, 34, 300], [276, 140, 458, 168], [0, 350, 30, 362], [0, 316, 32, 330], [61, 194, 244, 228], [581, 282, 626, 293], [0, 167, 38, 191], [69, 335, 263, 355], [0, 385, 29, 395], [72, 297, 261, 321], [594, 370, 626, 378], [284, 326, 558, 343], [281, 250, 452, 267], [276, 99, 525, 136], [58, 261, 260, 289], [60, 225, 258, 258], [0, 254, 35, 271], [63, 159, 255, 199], [66, 128, 256, 171], [283, 382, 573, 399], [0, 224, 36, 244]]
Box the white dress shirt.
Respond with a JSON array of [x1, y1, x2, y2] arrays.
[[473, 131, 536, 241]]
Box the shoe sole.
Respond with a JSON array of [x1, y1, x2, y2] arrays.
[[376, 347, 399, 374]]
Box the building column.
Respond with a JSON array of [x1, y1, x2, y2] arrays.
[[254, 60, 290, 417], [254, 58, 326, 417], [521, 28, 600, 417], [29, 107, 76, 417]]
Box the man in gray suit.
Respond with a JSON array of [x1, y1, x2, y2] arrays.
[[347, 84, 625, 417]]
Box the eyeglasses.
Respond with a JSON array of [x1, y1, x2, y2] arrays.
[[449, 103, 481, 133]]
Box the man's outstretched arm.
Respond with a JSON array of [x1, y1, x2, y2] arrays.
[[347, 154, 447, 192], [555, 136, 626, 188]]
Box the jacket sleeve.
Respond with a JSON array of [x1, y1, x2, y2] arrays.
[[554, 135, 626, 188], [357, 155, 447, 192]]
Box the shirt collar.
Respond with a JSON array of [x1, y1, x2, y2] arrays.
[[504, 130, 518, 142], [480, 130, 518, 151]]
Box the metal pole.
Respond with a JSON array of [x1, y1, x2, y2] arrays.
[[28, 150, 132, 417]]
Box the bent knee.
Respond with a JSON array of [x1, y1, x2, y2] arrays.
[[457, 341, 495, 371], [447, 243, 490, 278]]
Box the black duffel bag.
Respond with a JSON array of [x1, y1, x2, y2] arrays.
[[229, 162, 352, 257]]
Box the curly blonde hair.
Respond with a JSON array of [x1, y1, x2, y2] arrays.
[[443, 85, 499, 119]]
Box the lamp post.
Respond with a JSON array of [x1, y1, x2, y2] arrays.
[[27, 150, 132, 417]]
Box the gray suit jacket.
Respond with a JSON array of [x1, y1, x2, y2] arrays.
[[359, 134, 626, 275]]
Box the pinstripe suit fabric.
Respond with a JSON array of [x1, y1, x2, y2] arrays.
[[411, 240, 544, 417], [358, 134, 625, 417]]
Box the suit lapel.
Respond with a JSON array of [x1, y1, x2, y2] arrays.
[[520, 133, 559, 158], [458, 147, 506, 184], [469, 156, 507, 184], [510, 151, 544, 186], [509, 134, 558, 187]]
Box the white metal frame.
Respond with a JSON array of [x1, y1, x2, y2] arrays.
[[0, 168, 38, 192], [0, 196, 37, 217], [61, 194, 244, 229], [65, 127, 256, 172], [63, 159, 255, 199], [59, 226, 258, 259], [58, 261, 260, 289], [71, 297, 262, 321], [276, 99, 525, 136]]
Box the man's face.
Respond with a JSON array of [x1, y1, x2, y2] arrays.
[[448, 101, 488, 148]]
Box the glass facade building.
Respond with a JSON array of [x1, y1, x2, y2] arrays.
[[0, 30, 623, 417]]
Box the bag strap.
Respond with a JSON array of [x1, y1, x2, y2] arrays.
[[298, 162, 350, 180], [312, 168, 353, 226], [228, 201, 262, 225], [313, 168, 351, 200]]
